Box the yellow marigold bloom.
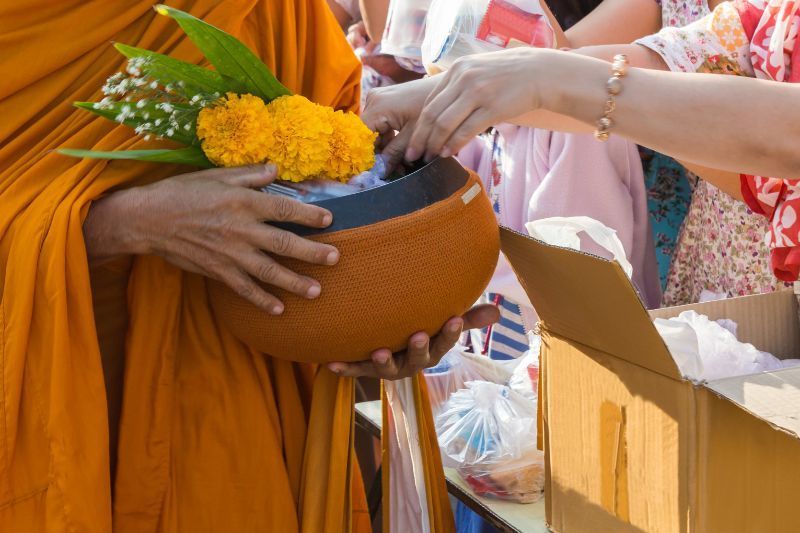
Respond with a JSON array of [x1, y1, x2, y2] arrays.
[[266, 95, 333, 182], [324, 110, 377, 182], [196, 93, 273, 167]]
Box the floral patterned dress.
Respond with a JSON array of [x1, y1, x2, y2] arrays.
[[640, 148, 693, 289], [641, 0, 793, 305]]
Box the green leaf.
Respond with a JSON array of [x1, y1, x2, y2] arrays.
[[57, 147, 214, 167], [154, 4, 291, 101], [114, 43, 229, 95], [74, 101, 198, 146]]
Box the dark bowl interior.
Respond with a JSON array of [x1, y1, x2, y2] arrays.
[[275, 157, 469, 236]]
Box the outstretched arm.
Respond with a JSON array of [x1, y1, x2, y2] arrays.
[[386, 48, 800, 180]]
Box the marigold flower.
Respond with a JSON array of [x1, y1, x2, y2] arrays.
[[324, 109, 377, 182], [266, 95, 333, 182], [196, 92, 274, 167]]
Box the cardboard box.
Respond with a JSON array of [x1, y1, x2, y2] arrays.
[[500, 227, 800, 533]]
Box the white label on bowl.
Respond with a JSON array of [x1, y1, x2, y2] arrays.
[[461, 183, 481, 205]]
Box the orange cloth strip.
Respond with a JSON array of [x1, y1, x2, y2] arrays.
[[0, 1, 368, 531]]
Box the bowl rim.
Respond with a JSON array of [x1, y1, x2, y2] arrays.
[[274, 157, 470, 236]]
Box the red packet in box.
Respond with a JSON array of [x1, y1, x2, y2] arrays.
[[477, 0, 554, 49]]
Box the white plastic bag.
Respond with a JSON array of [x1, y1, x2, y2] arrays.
[[526, 216, 634, 279], [507, 341, 540, 402], [421, 0, 554, 73], [436, 381, 544, 503], [654, 310, 792, 381], [423, 347, 514, 415], [381, 0, 432, 62]]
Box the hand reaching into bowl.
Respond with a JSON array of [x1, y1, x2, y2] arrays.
[[362, 48, 544, 166], [83, 164, 338, 314], [327, 304, 500, 379]]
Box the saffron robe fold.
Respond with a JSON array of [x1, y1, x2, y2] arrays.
[[0, 1, 383, 531]]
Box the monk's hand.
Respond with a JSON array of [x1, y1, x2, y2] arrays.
[[86, 164, 337, 314], [360, 75, 438, 169], [326, 304, 500, 380], [405, 47, 543, 163]]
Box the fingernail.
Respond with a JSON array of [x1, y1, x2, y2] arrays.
[[265, 163, 277, 175], [326, 250, 340, 265], [328, 363, 344, 373], [270, 303, 284, 315], [447, 319, 463, 333], [413, 339, 426, 349], [440, 147, 452, 159], [306, 284, 321, 299], [374, 351, 389, 364], [405, 148, 419, 162], [322, 213, 333, 226]]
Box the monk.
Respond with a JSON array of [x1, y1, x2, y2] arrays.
[[0, 1, 498, 532]]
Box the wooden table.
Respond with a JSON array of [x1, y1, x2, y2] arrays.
[[354, 400, 548, 533]]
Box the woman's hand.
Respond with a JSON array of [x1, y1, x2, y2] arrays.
[[405, 48, 544, 162], [361, 76, 438, 168], [346, 20, 369, 50], [84, 164, 339, 314], [326, 304, 501, 379]]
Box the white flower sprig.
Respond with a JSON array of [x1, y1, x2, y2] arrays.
[[94, 57, 220, 142]]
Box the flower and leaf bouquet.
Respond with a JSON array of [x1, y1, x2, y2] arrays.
[[60, 5, 382, 194]]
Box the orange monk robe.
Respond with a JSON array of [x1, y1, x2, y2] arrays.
[[0, 1, 370, 531]]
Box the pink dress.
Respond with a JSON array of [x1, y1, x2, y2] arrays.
[[458, 126, 662, 311]]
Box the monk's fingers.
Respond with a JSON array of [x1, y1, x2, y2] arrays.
[[461, 304, 501, 331], [246, 192, 334, 229], [246, 224, 339, 265], [429, 317, 464, 365], [327, 349, 401, 379], [369, 348, 402, 378], [404, 332, 432, 373], [212, 264, 285, 314], [238, 250, 321, 300], [207, 163, 278, 188]]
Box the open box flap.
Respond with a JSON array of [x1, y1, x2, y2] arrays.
[[706, 366, 800, 439], [500, 227, 681, 380]]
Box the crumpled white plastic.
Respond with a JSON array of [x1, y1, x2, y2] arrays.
[[526, 216, 634, 279], [654, 310, 798, 381], [423, 347, 515, 416]]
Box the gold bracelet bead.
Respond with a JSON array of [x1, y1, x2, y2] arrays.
[[594, 54, 629, 142], [594, 129, 611, 142], [594, 117, 613, 141]]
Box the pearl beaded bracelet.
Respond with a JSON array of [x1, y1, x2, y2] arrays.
[[594, 54, 629, 142]]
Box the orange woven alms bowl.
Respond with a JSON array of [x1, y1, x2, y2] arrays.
[[207, 157, 500, 363]]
